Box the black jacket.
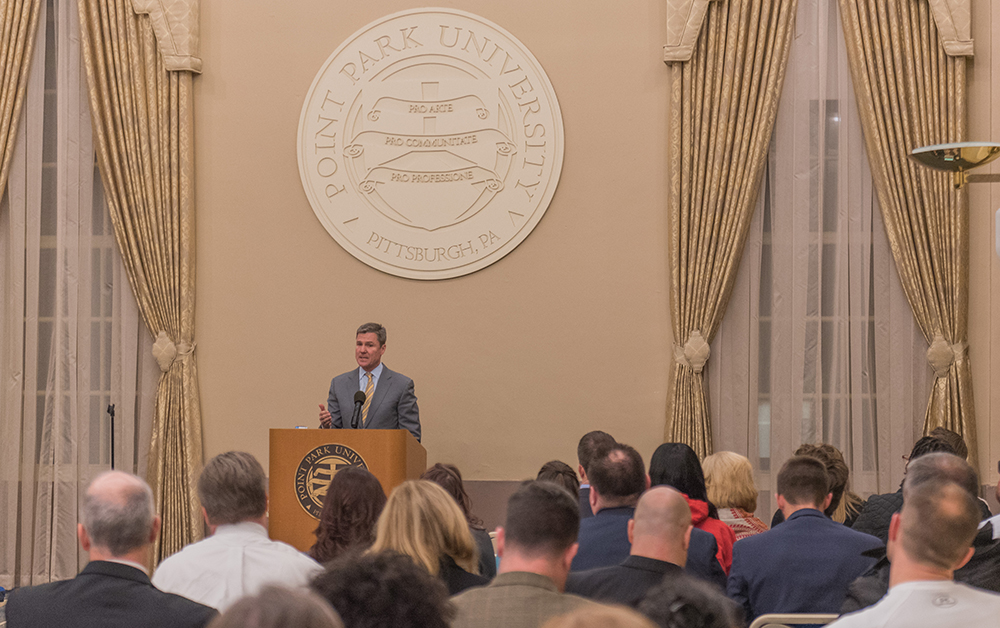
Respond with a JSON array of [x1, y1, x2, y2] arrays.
[[6, 560, 216, 628]]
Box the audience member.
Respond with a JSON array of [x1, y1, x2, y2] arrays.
[[5, 471, 217, 628], [702, 452, 768, 540], [771, 443, 863, 527], [929, 426, 969, 460], [311, 550, 453, 628], [571, 443, 649, 571], [206, 585, 344, 628], [152, 452, 322, 611], [369, 480, 487, 594], [451, 481, 600, 628], [830, 478, 1000, 627], [850, 435, 957, 542], [310, 466, 386, 563], [576, 431, 616, 518], [841, 452, 1000, 612], [538, 460, 581, 498], [421, 462, 496, 578], [649, 443, 735, 574], [639, 574, 741, 628], [571, 443, 724, 588], [542, 605, 658, 628], [566, 487, 690, 607], [726, 456, 882, 621]]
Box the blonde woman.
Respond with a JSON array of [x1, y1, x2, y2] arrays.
[[702, 452, 768, 540], [370, 479, 488, 594]]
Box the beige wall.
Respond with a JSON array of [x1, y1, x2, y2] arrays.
[[197, 0, 999, 485], [195, 1, 673, 478], [969, 0, 1000, 490]]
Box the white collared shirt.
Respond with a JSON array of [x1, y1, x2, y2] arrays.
[[980, 513, 1000, 539], [829, 580, 1000, 628], [359, 362, 384, 392], [151, 521, 322, 612]]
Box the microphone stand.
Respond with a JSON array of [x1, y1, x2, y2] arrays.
[[107, 403, 116, 470]]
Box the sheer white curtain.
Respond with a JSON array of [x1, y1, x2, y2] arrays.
[[708, 0, 931, 519], [0, 0, 158, 588]]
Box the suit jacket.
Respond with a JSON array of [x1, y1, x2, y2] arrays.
[[566, 555, 684, 607], [327, 365, 420, 441], [578, 486, 594, 519], [5, 560, 217, 628], [450, 571, 598, 628], [570, 506, 726, 590], [727, 508, 883, 621]]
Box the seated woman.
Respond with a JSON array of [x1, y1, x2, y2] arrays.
[[370, 480, 488, 595], [702, 451, 768, 540], [536, 460, 580, 497], [310, 466, 387, 563], [649, 443, 736, 574], [420, 463, 496, 579]]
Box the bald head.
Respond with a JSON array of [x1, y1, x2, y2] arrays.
[[629, 487, 692, 566], [82, 471, 156, 557]]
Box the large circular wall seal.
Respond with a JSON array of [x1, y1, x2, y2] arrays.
[[297, 8, 564, 280], [294, 444, 368, 519]]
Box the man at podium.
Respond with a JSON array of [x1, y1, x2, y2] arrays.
[[319, 322, 421, 442]]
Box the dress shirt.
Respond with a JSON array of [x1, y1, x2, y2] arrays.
[[359, 363, 383, 392], [981, 513, 1000, 539], [151, 521, 322, 611], [107, 558, 149, 576], [829, 580, 1000, 628]]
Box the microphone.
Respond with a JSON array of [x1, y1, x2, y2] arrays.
[[351, 391, 366, 429]]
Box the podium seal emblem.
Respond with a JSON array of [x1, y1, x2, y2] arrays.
[[297, 8, 564, 279], [294, 444, 368, 519]]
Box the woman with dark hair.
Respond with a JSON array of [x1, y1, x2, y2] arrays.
[[310, 466, 387, 563], [420, 463, 496, 578], [536, 460, 580, 497], [649, 443, 735, 574]]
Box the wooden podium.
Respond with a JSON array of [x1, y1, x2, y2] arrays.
[[269, 428, 426, 551]]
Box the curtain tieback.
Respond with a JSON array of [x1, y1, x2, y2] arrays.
[[674, 329, 711, 373], [926, 333, 967, 378], [152, 330, 196, 373]]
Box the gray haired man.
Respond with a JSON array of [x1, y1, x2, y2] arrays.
[[6, 471, 217, 628]]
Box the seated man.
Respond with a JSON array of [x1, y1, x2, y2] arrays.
[[570, 443, 725, 588], [829, 478, 1000, 627], [451, 481, 601, 628], [727, 456, 882, 620], [152, 451, 322, 611], [566, 486, 690, 607], [842, 452, 1000, 612], [5, 471, 217, 628], [571, 443, 649, 571]]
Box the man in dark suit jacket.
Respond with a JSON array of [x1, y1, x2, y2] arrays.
[[5, 471, 216, 628], [727, 456, 883, 621], [319, 322, 420, 441], [567, 486, 690, 606], [570, 443, 726, 589]]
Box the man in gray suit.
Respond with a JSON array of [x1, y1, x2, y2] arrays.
[[318, 322, 420, 441], [451, 481, 601, 628]]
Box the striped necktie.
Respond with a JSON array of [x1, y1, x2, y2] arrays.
[[361, 372, 374, 425]]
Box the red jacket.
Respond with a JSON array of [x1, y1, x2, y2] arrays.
[[686, 495, 735, 574]]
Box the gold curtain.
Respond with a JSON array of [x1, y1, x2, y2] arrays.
[[838, 0, 976, 469], [0, 0, 42, 198], [667, 0, 798, 458], [78, 0, 203, 561]]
